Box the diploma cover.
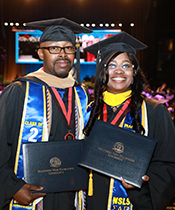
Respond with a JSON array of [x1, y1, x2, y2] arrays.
[[79, 120, 157, 188], [23, 140, 88, 193]]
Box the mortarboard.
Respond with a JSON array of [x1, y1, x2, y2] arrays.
[[26, 18, 92, 83], [84, 31, 147, 59], [26, 17, 92, 45]]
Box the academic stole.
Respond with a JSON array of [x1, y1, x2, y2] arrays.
[[9, 81, 51, 210], [74, 86, 89, 210], [103, 100, 148, 210]]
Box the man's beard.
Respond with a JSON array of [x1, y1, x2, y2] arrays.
[[53, 58, 72, 78], [54, 71, 69, 78]]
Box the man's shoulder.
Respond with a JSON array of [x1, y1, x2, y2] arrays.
[[0, 80, 26, 103], [75, 83, 86, 92], [2, 79, 25, 93], [16, 75, 47, 86], [74, 83, 90, 104], [75, 84, 89, 97]]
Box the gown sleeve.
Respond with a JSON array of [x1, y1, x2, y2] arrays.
[[0, 82, 26, 209], [127, 99, 175, 210]]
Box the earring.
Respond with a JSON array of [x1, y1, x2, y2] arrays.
[[133, 70, 137, 76], [131, 77, 134, 84]]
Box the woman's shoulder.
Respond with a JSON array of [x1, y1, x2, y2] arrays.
[[144, 97, 166, 108], [143, 97, 170, 116]]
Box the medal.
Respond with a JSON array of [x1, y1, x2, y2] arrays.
[[64, 132, 75, 140]]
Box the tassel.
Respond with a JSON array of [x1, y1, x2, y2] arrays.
[[75, 38, 81, 84], [88, 170, 93, 196]]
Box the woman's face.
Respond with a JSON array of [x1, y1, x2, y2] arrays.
[[106, 52, 135, 94]]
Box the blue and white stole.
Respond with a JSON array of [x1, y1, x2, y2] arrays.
[[9, 81, 51, 210], [103, 91, 148, 210]]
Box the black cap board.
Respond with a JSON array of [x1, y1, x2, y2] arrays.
[[26, 17, 92, 45], [84, 31, 147, 58], [26, 18, 93, 83]]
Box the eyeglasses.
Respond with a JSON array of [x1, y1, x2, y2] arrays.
[[108, 63, 134, 71], [40, 46, 76, 54]]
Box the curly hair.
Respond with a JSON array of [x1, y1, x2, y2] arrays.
[[83, 51, 147, 136]]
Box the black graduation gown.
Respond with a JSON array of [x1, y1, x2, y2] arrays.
[[0, 78, 78, 210], [86, 98, 175, 210]]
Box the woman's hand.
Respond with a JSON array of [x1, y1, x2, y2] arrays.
[[142, 175, 149, 182], [13, 183, 46, 205], [121, 177, 135, 189], [121, 175, 149, 189]]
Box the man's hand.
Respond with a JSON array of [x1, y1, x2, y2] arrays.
[[121, 175, 150, 189], [13, 183, 46, 205]]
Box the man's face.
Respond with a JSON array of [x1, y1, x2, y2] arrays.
[[38, 41, 75, 78]]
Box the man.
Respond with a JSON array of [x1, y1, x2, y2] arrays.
[[0, 18, 92, 210]]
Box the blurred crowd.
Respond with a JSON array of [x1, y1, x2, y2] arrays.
[[0, 84, 6, 95], [142, 82, 175, 124]]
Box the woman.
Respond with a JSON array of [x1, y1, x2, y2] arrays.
[[83, 32, 175, 210]]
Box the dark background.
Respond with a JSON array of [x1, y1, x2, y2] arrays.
[[0, 0, 175, 89]]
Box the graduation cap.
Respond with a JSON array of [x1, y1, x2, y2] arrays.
[[84, 31, 147, 59], [26, 18, 93, 83], [26, 17, 92, 45]]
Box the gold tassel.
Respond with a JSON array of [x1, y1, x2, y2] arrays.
[[88, 170, 93, 196]]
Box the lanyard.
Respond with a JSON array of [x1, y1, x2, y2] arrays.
[[51, 87, 72, 126], [103, 98, 131, 126], [51, 87, 75, 140]]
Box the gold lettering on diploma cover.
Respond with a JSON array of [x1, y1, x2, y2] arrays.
[[37, 155, 75, 176], [37, 167, 75, 175], [98, 143, 135, 163]]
